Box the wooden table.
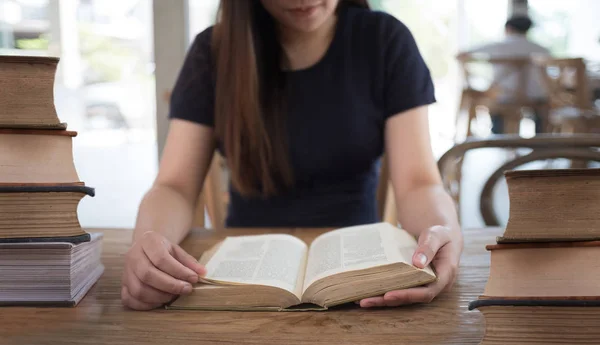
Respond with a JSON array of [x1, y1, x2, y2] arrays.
[[0, 227, 500, 345]]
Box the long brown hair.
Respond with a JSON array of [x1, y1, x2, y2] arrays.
[[212, 0, 370, 197]]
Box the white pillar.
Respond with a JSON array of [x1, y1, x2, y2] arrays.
[[152, 0, 189, 160], [48, 0, 82, 89], [47, 1, 62, 65], [509, 0, 528, 16], [457, 0, 470, 51]]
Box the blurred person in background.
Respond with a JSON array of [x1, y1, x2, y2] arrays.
[[460, 15, 551, 134]]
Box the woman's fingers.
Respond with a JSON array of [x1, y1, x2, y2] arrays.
[[360, 239, 460, 308], [121, 231, 202, 310], [125, 272, 175, 305], [171, 243, 207, 277], [359, 286, 436, 308], [142, 233, 200, 284], [132, 256, 193, 295], [358, 296, 385, 308], [121, 285, 158, 311]]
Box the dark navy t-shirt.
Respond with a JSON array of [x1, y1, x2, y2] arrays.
[[169, 5, 436, 228]]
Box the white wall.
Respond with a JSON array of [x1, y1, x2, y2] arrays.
[[153, 0, 189, 160]]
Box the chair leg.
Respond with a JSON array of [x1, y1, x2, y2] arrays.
[[193, 191, 206, 228], [505, 116, 521, 135], [382, 183, 398, 225], [466, 103, 477, 138], [455, 93, 470, 142]]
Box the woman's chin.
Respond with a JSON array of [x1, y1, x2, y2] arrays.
[[284, 15, 332, 35]]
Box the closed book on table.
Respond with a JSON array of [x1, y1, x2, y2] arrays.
[[0, 184, 94, 244], [0, 232, 104, 306], [470, 241, 600, 344], [482, 242, 600, 299], [469, 299, 600, 345], [499, 168, 600, 243], [0, 55, 66, 129], [0, 129, 79, 184], [470, 168, 600, 344]]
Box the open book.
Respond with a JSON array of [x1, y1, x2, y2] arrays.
[[168, 223, 437, 311]]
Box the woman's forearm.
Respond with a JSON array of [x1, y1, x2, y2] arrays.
[[132, 185, 197, 244], [395, 184, 461, 238]]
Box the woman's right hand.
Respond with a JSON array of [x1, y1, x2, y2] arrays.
[[121, 231, 206, 310]]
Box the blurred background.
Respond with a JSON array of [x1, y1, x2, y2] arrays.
[[1, 0, 599, 229]]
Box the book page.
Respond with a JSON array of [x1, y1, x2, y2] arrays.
[[302, 223, 417, 292], [203, 234, 307, 298]]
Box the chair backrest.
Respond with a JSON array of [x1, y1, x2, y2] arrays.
[[533, 57, 592, 110], [193, 153, 227, 229], [437, 134, 600, 226], [193, 155, 397, 229], [458, 55, 537, 107]]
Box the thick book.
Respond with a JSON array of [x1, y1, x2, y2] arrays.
[[0, 129, 80, 184], [0, 55, 66, 129], [0, 183, 94, 243], [499, 168, 600, 243], [482, 242, 600, 298], [168, 223, 436, 311], [468, 299, 600, 345], [0, 232, 104, 306]]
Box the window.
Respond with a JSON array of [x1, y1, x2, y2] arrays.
[[529, 0, 600, 60], [375, 0, 505, 157], [187, 0, 219, 43], [0, 0, 157, 228]]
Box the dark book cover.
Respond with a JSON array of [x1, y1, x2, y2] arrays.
[[0, 128, 76, 136], [0, 123, 68, 130], [0, 184, 95, 196], [0, 233, 91, 244], [469, 297, 600, 310], [487, 241, 600, 250], [0, 300, 77, 307]]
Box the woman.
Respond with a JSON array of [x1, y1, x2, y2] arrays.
[[122, 0, 463, 310]]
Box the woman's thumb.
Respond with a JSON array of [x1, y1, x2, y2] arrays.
[[412, 225, 451, 269]]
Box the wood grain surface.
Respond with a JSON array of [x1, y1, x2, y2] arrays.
[[0, 227, 499, 345]]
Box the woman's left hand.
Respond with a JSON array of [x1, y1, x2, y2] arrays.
[[358, 225, 463, 308]]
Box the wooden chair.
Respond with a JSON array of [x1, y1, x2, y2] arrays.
[[534, 57, 600, 134], [192, 153, 228, 229], [456, 55, 549, 141], [193, 155, 397, 229], [438, 134, 600, 226]]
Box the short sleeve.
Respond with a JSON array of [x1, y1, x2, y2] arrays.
[[383, 20, 436, 118], [168, 27, 215, 127]]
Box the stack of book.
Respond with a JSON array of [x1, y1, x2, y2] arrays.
[[0, 55, 103, 306], [470, 168, 600, 344]]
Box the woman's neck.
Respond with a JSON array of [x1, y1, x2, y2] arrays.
[[278, 14, 338, 71]]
